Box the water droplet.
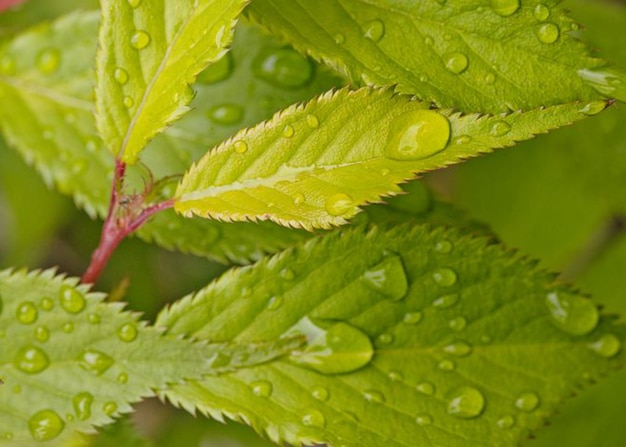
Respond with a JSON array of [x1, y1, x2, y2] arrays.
[[208, 103, 244, 125], [434, 240, 453, 254], [545, 291, 599, 336], [433, 293, 460, 309], [485, 73, 496, 84], [497, 415, 516, 429], [16, 301, 38, 324], [63, 322, 74, 333], [130, 30, 151, 49], [282, 124, 295, 138], [388, 370, 403, 382], [127, 0, 141, 7], [515, 392, 540, 412], [443, 341, 472, 357], [78, 349, 114, 376], [59, 285, 86, 314], [36, 48, 61, 75], [578, 67, 626, 102], [424, 36, 434, 46], [449, 316, 467, 331], [403, 311, 423, 325], [416, 382, 436, 395], [432, 268, 458, 287], [490, 120, 512, 136], [491, 0, 520, 17], [588, 334, 621, 358], [536, 23, 560, 44], [288, 317, 374, 374], [362, 254, 409, 301], [28, 409, 64, 441], [306, 114, 319, 128], [444, 53, 469, 74], [267, 295, 283, 310], [447, 386, 485, 419], [293, 193, 305, 205], [123, 96, 134, 108], [302, 410, 325, 428], [533, 4, 550, 21], [363, 389, 385, 403], [453, 135, 472, 145], [415, 414, 433, 426], [385, 110, 451, 160], [116, 322, 138, 342], [334, 33, 345, 44], [72, 392, 93, 421], [113, 67, 129, 85], [103, 402, 117, 415], [117, 372, 129, 384], [87, 313, 100, 324], [377, 333, 394, 345], [312, 386, 329, 401], [419, 74, 429, 83], [579, 101, 608, 116], [233, 140, 248, 154], [438, 359, 455, 371], [197, 53, 233, 84], [34, 326, 50, 343], [363, 20, 385, 42], [14, 345, 49, 374], [325, 192, 354, 217], [251, 380, 272, 397], [279, 268, 296, 281], [252, 47, 313, 88]]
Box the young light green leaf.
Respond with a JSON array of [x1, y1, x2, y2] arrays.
[[95, 0, 248, 164], [157, 225, 626, 447], [174, 87, 607, 230], [247, 0, 620, 113], [0, 268, 300, 446]]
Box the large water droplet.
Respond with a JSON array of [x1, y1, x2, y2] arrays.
[[447, 387, 485, 419], [72, 392, 93, 421], [14, 345, 49, 374], [545, 291, 599, 336], [113, 67, 129, 85], [515, 392, 540, 412], [34, 326, 50, 343], [312, 386, 329, 401], [444, 53, 469, 74], [302, 410, 326, 428], [433, 293, 459, 309], [578, 67, 626, 102], [403, 311, 423, 325], [197, 53, 233, 84], [363, 20, 385, 42], [443, 341, 472, 357], [385, 110, 451, 160], [78, 349, 114, 376], [490, 120, 511, 137], [59, 285, 86, 314], [533, 4, 550, 21], [362, 254, 409, 301], [416, 382, 436, 395], [287, 317, 374, 374], [432, 268, 458, 287], [363, 389, 385, 403], [252, 47, 313, 88], [251, 380, 272, 397], [28, 410, 64, 441], [16, 301, 38, 324], [536, 23, 560, 44], [588, 334, 621, 358], [579, 101, 608, 116], [36, 48, 61, 75], [491, 0, 520, 17], [208, 103, 243, 125], [415, 414, 433, 426], [325, 193, 354, 216], [117, 322, 138, 342], [130, 31, 151, 49]]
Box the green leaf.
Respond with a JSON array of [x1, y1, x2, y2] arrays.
[[0, 268, 299, 445], [247, 0, 616, 113], [157, 224, 626, 447], [174, 87, 606, 230], [95, 0, 249, 164]]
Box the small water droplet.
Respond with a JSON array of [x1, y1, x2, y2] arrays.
[[579, 101, 608, 116], [197, 52, 233, 84], [312, 386, 329, 401], [293, 193, 305, 205], [490, 120, 512, 136], [34, 326, 50, 343], [416, 382, 436, 395], [433, 293, 460, 309], [485, 73, 496, 84], [432, 268, 458, 287], [306, 114, 319, 128], [233, 140, 248, 154], [36, 48, 61, 75], [497, 415, 516, 429], [385, 110, 451, 160], [267, 295, 283, 310], [545, 291, 599, 336], [363, 389, 385, 403], [388, 370, 403, 382], [515, 392, 540, 412], [533, 4, 550, 21], [251, 380, 272, 397], [103, 402, 117, 415], [14, 345, 49, 374], [252, 47, 313, 88], [447, 386, 485, 419], [415, 414, 433, 426], [363, 20, 385, 42], [443, 341, 472, 357], [208, 103, 244, 125], [117, 372, 129, 384], [127, 0, 142, 7], [116, 322, 138, 342], [334, 33, 345, 44], [403, 311, 423, 325], [87, 313, 100, 324], [28, 409, 64, 441], [72, 392, 93, 421], [445, 53, 469, 74], [282, 124, 295, 138], [113, 67, 129, 85], [362, 254, 409, 301], [453, 135, 472, 145], [435, 240, 453, 254], [491, 0, 520, 17], [130, 30, 151, 49], [325, 192, 354, 216], [59, 285, 86, 314], [280, 268, 296, 281], [302, 409, 325, 428], [377, 333, 394, 345], [78, 349, 114, 376], [438, 359, 456, 371], [588, 334, 621, 358], [123, 96, 134, 108], [536, 23, 560, 44], [449, 316, 467, 331], [16, 301, 38, 324]]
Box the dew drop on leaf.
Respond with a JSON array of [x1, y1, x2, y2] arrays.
[[415, 414, 433, 426], [490, 120, 512, 136], [363, 20, 385, 42], [293, 193, 305, 205], [87, 313, 100, 324], [579, 101, 608, 116], [117, 322, 138, 342], [433, 293, 460, 309], [377, 333, 394, 345], [432, 268, 458, 287], [545, 291, 599, 335], [588, 334, 621, 358], [491, 0, 520, 17], [14, 345, 50, 374], [416, 382, 436, 395], [536, 23, 560, 44], [438, 359, 456, 371], [444, 53, 469, 74], [302, 410, 326, 428], [533, 4, 550, 21], [251, 47, 313, 88], [233, 140, 248, 154], [28, 409, 64, 442], [34, 326, 50, 343], [447, 387, 486, 419], [62, 322, 74, 333], [16, 301, 38, 324], [103, 402, 118, 415], [130, 30, 151, 49], [78, 349, 114, 376], [113, 67, 129, 85], [449, 316, 467, 331], [362, 253, 409, 301], [443, 341, 472, 357], [453, 135, 472, 145], [385, 110, 451, 161], [40, 297, 53, 311], [282, 124, 295, 138], [305, 114, 319, 128], [123, 96, 134, 108], [578, 67, 626, 102], [72, 392, 94, 421], [251, 380, 273, 397], [267, 295, 283, 310], [127, 0, 141, 8], [325, 192, 354, 216], [312, 386, 329, 401], [208, 103, 244, 125], [197, 53, 233, 84], [435, 239, 454, 254], [36, 48, 61, 75], [59, 285, 86, 314], [403, 311, 423, 325], [388, 370, 403, 382], [117, 372, 129, 384], [484, 73, 496, 84], [497, 415, 516, 429], [334, 33, 345, 44], [514, 392, 540, 412], [363, 389, 385, 404]]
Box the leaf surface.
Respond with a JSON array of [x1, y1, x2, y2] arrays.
[[175, 87, 606, 229], [95, 0, 248, 164]]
